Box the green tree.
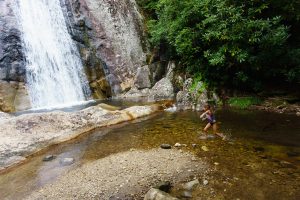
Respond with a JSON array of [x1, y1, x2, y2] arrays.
[[138, 0, 300, 91]]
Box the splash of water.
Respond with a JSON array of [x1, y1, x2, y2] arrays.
[[16, 0, 91, 108]]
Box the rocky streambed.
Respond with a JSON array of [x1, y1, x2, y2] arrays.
[[0, 109, 299, 200]]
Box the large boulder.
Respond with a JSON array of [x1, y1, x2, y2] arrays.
[[149, 78, 174, 101], [176, 78, 208, 111], [119, 86, 150, 99], [134, 65, 151, 89]]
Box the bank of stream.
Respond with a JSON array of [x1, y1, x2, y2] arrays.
[[0, 108, 299, 199]]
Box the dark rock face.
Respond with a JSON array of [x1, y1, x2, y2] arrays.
[[0, 0, 31, 112], [153, 181, 172, 193], [61, 0, 112, 99], [0, 0, 25, 82]]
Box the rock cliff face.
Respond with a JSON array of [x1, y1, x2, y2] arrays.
[[63, 0, 148, 94], [0, 0, 148, 112], [0, 0, 24, 82], [0, 0, 31, 112]]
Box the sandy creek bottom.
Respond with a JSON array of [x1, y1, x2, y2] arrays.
[[0, 109, 299, 199]]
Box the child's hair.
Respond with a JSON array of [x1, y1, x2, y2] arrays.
[[204, 104, 211, 110]]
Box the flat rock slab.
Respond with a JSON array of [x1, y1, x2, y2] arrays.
[[0, 104, 162, 170]]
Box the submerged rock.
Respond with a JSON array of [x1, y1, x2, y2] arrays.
[[60, 158, 75, 166], [287, 151, 300, 157], [279, 160, 294, 168], [144, 188, 179, 200], [201, 146, 209, 152], [43, 155, 55, 162], [181, 191, 192, 198], [199, 134, 216, 140], [160, 144, 172, 149]]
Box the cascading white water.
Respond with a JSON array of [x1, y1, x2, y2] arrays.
[[16, 0, 91, 108]]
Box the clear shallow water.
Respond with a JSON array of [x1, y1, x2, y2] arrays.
[[0, 109, 299, 199]]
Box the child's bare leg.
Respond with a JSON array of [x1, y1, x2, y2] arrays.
[[212, 123, 217, 134], [203, 123, 211, 133], [213, 123, 225, 139]]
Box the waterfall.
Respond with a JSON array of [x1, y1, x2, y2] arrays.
[[15, 0, 91, 109]]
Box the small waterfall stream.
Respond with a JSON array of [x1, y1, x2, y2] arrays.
[[16, 0, 91, 108]]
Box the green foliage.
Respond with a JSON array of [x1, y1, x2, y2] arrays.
[[137, 0, 300, 92], [189, 75, 206, 94], [228, 97, 262, 109]]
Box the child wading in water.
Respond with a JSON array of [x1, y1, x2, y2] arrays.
[[200, 105, 225, 139]]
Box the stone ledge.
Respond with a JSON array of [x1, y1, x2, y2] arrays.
[[0, 103, 162, 171]]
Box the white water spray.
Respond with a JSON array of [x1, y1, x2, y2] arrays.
[[16, 0, 91, 108]]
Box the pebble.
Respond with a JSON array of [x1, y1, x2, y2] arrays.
[[183, 179, 200, 190], [174, 143, 182, 147], [192, 144, 197, 148], [203, 180, 209, 185], [214, 162, 219, 165], [201, 146, 209, 152], [160, 144, 172, 149]]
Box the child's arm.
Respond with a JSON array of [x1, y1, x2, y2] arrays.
[[200, 110, 209, 118]]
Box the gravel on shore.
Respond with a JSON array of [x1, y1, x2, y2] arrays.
[[26, 149, 208, 200]]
